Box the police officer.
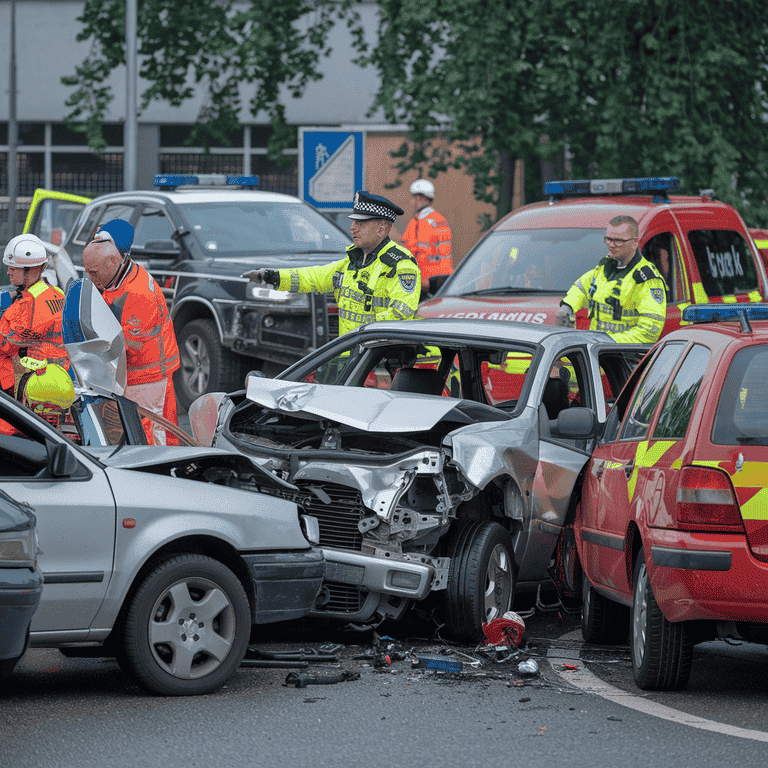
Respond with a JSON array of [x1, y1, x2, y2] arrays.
[[0, 234, 69, 396], [556, 215, 666, 343], [80, 219, 180, 444], [401, 179, 452, 293], [243, 191, 421, 336]]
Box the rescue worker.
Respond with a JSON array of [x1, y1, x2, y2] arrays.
[[243, 191, 421, 336], [80, 219, 180, 444], [0, 234, 69, 397], [401, 179, 452, 293], [556, 215, 666, 343]]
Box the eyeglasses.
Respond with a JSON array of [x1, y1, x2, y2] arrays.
[[604, 236, 636, 246]]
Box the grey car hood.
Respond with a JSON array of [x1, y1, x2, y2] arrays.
[[246, 377, 458, 433], [85, 444, 249, 469]]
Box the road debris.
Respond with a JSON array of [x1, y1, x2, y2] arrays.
[[517, 659, 539, 677], [284, 670, 361, 689]]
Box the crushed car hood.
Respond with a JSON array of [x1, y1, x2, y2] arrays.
[[85, 444, 256, 469], [246, 377, 458, 433]]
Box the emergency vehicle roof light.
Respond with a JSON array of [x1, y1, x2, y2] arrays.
[[153, 174, 259, 190], [682, 302, 768, 332], [545, 176, 680, 203]]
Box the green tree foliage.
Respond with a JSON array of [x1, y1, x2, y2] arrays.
[[353, 0, 768, 225], [62, 0, 355, 158]]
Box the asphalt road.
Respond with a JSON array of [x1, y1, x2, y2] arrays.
[[3, 606, 768, 768]]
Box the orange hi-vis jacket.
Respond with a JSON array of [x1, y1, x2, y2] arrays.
[[102, 261, 180, 386], [0, 279, 68, 391], [401, 205, 452, 288]]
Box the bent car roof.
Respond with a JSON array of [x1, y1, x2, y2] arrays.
[[350, 317, 613, 346]]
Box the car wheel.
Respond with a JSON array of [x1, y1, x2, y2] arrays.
[[581, 572, 629, 644], [120, 554, 250, 696], [443, 521, 515, 644], [175, 318, 240, 411], [631, 547, 693, 690]]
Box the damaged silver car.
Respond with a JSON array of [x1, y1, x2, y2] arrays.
[[198, 319, 646, 642]]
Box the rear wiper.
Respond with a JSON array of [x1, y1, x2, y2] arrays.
[[460, 287, 565, 296]]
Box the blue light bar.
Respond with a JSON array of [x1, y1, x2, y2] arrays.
[[682, 303, 768, 323], [544, 176, 680, 197], [226, 175, 259, 186], [154, 175, 199, 187], [153, 174, 260, 188]]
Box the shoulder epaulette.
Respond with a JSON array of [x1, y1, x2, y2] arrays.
[[381, 246, 417, 276], [633, 265, 661, 284]]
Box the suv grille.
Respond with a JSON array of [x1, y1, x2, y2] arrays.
[[297, 482, 365, 550]]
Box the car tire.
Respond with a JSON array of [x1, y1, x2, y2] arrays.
[[120, 554, 250, 696], [442, 520, 515, 644], [631, 547, 693, 690], [581, 573, 629, 645], [175, 318, 240, 412]]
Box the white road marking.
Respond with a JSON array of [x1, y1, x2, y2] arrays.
[[549, 629, 768, 742]]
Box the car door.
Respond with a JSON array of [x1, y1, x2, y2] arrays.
[[0, 400, 116, 633], [581, 341, 687, 600]]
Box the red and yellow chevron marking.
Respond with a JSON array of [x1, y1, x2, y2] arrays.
[[628, 440, 677, 501]]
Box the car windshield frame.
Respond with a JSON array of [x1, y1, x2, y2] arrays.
[[438, 228, 609, 297], [175, 200, 352, 257]]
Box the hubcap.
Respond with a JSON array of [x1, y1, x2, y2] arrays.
[[148, 577, 235, 679], [484, 544, 512, 621], [181, 334, 210, 397], [632, 563, 649, 669]]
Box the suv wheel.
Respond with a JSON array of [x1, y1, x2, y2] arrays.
[[442, 521, 515, 644], [581, 573, 629, 644], [631, 547, 693, 690], [120, 554, 250, 696], [175, 318, 240, 411]]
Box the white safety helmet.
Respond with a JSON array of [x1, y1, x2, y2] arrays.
[[409, 179, 435, 199], [3, 234, 49, 268]]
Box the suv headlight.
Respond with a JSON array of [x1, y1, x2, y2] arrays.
[[0, 525, 38, 568], [246, 284, 310, 308]]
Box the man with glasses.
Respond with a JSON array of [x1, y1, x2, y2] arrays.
[[555, 215, 666, 343]]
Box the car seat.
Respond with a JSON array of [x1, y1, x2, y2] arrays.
[[389, 367, 445, 396], [542, 377, 570, 420]]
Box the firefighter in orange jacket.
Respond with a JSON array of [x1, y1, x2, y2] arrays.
[[401, 179, 452, 293], [0, 234, 69, 396], [81, 219, 180, 444]]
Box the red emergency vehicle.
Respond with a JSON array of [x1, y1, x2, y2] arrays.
[[419, 177, 768, 337]]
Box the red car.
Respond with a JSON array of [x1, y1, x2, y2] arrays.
[[575, 303, 768, 690]]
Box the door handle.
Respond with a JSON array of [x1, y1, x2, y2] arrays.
[[624, 460, 635, 481], [595, 461, 604, 479]]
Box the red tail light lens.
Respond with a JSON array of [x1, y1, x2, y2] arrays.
[[676, 466, 743, 531]]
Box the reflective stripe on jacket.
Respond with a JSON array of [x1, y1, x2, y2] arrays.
[[402, 206, 452, 287], [563, 252, 667, 344], [277, 238, 421, 336], [0, 279, 68, 390], [102, 262, 180, 385]]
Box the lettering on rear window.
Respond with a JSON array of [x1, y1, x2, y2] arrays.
[[688, 230, 759, 297]]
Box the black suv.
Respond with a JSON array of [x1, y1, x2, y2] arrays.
[[54, 176, 351, 409]]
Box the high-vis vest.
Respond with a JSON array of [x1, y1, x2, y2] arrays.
[[0, 279, 68, 390], [277, 239, 421, 336], [563, 252, 667, 344], [102, 261, 180, 386], [402, 206, 452, 287]]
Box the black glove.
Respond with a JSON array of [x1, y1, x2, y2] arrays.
[[242, 269, 280, 287]]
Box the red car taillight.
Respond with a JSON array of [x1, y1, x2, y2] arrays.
[[676, 466, 744, 532]]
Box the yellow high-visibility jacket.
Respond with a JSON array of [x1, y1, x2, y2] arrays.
[[277, 238, 421, 335], [563, 252, 666, 344]]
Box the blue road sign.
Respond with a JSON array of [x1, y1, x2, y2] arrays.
[[299, 129, 365, 210]]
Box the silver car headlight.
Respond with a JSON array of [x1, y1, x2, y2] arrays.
[[0, 526, 38, 568]]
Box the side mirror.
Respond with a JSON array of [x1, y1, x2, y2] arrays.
[[551, 407, 598, 439], [428, 274, 449, 295], [49, 442, 80, 478]]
